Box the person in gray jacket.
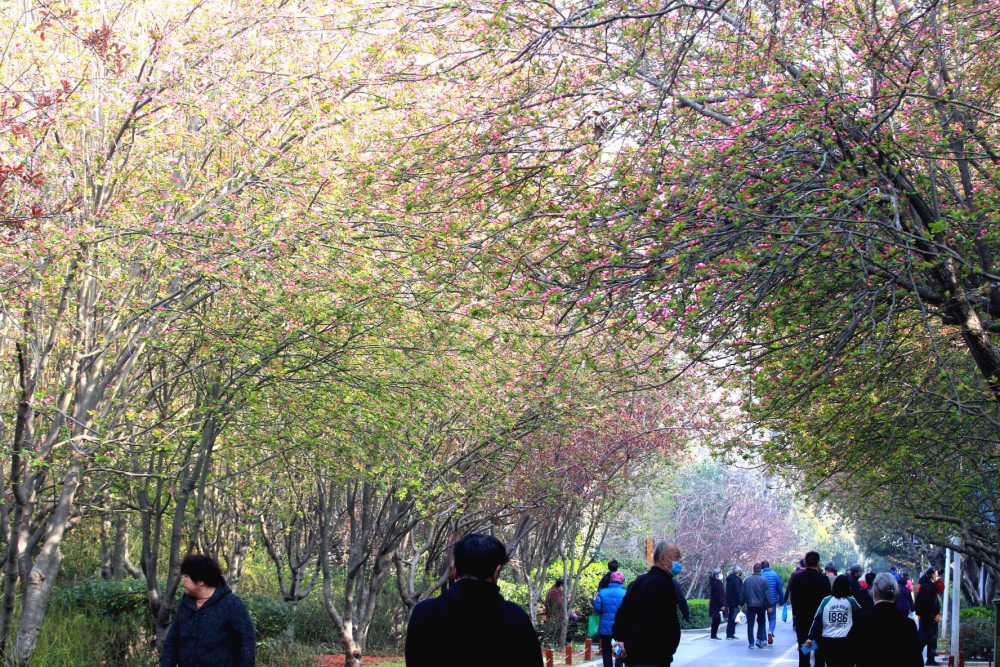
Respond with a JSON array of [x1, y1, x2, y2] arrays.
[[743, 563, 772, 649]]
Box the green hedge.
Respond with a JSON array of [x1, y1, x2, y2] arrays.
[[959, 607, 995, 658], [53, 579, 292, 640], [680, 599, 711, 630]]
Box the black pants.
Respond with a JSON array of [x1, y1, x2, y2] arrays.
[[747, 606, 767, 645], [818, 636, 847, 667], [726, 606, 740, 638], [600, 635, 624, 667], [794, 621, 825, 667], [919, 618, 938, 662], [710, 610, 722, 638]]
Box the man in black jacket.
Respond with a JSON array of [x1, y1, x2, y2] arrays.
[[786, 551, 831, 667], [724, 566, 744, 640], [405, 534, 543, 667], [612, 542, 683, 666], [846, 573, 923, 667]]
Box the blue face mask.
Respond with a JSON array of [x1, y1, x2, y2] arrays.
[[671, 561, 683, 576]]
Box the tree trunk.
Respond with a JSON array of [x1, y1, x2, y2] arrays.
[[14, 463, 82, 665]]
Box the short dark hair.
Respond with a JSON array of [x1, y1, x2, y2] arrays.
[[608, 559, 619, 572], [453, 534, 509, 580], [865, 572, 876, 586], [555, 578, 564, 587], [832, 574, 852, 598], [180, 554, 224, 587], [761, 560, 770, 569], [804, 551, 821, 568], [824, 563, 837, 573], [752, 562, 763, 574], [849, 564, 863, 576]]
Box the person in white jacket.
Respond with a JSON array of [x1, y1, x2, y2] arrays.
[[805, 574, 861, 667]]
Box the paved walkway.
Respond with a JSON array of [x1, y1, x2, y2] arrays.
[[574, 630, 969, 667], [574, 629, 804, 667]]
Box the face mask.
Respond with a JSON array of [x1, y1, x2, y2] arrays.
[[671, 561, 683, 576]]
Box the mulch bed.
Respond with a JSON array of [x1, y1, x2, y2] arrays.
[[316, 656, 402, 666]]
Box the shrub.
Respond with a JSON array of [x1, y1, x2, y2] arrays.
[[34, 604, 155, 666], [960, 606, 994, 622], [288, 594, 340, 645], [959, 607, 995, 658], [680, 598, 711, 630], [243, 593, 292, 640], [53, 578, 149, 619]]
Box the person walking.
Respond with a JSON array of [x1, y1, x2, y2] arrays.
[[786, 551, 831, 667], [743, 562, 771, 649], [593, 571, 626, 667], [845, 573, 923, 667], [824, 563, 838, 587], [805, 574, 860, 667], [160, 554, 256, 667], [895, 573, 915, 619], [761, 560, 783, 644], [914, 568, 942, 665], [708, 568, 726, 639], [405, 533, 543, 667], [612, 542, 683, 666], [724, 565, 745, 640], [848, 565, 874, 609], [598, 560, 620, 590], [543, 578, 566, 647]]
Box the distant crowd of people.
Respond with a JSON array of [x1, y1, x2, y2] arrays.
[[402, 536, 947, 667], [719, 553, 940, 667]]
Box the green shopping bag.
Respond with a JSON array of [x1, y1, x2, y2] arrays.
[[587, 612, 601, 639]]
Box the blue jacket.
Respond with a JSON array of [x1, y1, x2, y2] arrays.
[[761, 568, 783, 605], [593, 582, 625, 636], [160, 583, 256, 667]]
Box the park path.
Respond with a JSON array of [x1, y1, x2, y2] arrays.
[[576, 629, 801, 667]]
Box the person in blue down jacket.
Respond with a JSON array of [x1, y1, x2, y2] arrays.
[[760, 560, 783, 644], [160, 554, 256, 667], [593, 571, 626, 667]]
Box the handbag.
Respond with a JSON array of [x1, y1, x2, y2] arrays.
[[587, 612, 601, 639], [781, 603, 788, 622], [736, 610, 747, 624]]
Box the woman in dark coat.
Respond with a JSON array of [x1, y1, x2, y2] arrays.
[[708, 568, 726, 639], [895, 573, 915, 617], [914, 568, 942, 665], [160, 554, 256, 667]]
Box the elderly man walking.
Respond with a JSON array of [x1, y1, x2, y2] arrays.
[[846, 572, 923, 667], [743, 563, 771, 649], [786, 551, 831, 667], [612, 542, 683, 667], [724, 565, 744, 640]]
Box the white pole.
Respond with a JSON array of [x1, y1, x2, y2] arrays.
[[951, 540, 961, 661], [942, 548, 951, 636]]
